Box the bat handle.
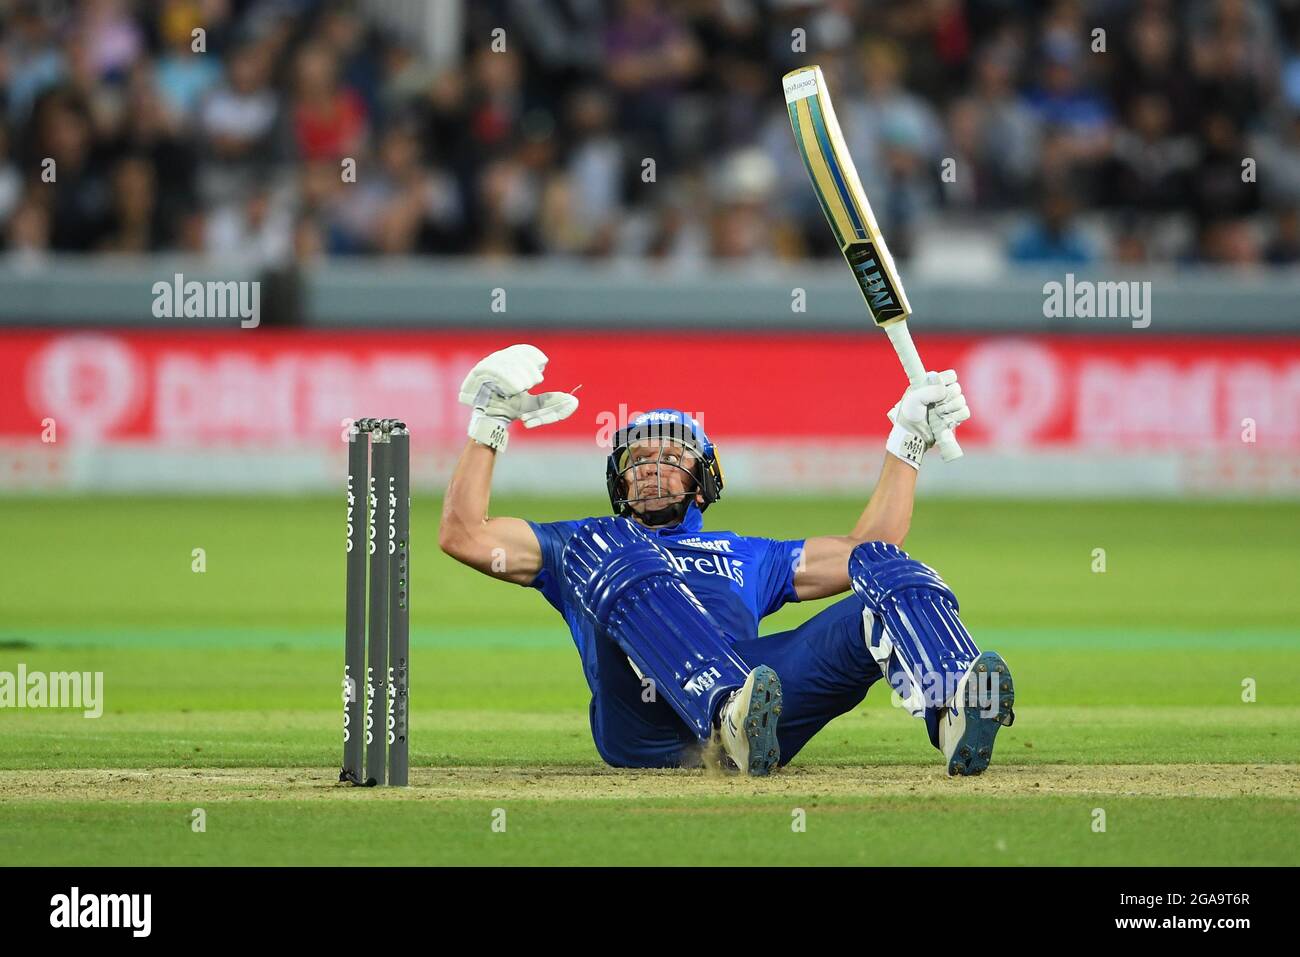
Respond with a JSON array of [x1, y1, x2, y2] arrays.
[[935, 427, 963, 462], [885, 321, 964, 462]]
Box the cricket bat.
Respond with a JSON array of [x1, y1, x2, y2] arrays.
[[783, 65, 962, 461]]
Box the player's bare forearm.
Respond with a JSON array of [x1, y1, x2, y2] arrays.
[[793, 454, 917, 600], [440, 440, 494, 539], [438, 440, 542, 585], [849, 453, 917, 546]]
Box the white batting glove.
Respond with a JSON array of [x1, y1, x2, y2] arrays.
[[458, 344, 578, 452], [885, 369, 970, 470]]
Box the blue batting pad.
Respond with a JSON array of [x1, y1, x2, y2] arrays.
[[849, 542, 980, 717], [562, 517, 750, 741]]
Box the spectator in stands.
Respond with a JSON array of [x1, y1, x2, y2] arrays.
[[116, 64, 198, 247], [1100, 92, 1195, 211], [1265, 207, 1300, 264], [293, 211, 326, 263], [603, 0, 701, 171], [1021, 35, 1112, 168], [336, 118, 462, 255], [33, 90, 112, 252], [472, 110, 558, 258], [314, 3, 383, 122], [1008, 188, 1098, 265], [291, 42, 367, 161], [1113, 215, 1152, 264], [1189, 0, 1279, 126], [2, 4, 67, 125], [1115, 1, 1192, 135], [198, 40, 278, 204], [0, 125, 19, 225], [876, 111, 936, 259], [99, 154, 160, 252], [4, 196, 51, 266], [205, 183, 293, 266], [708, 147, 778, 263], [153, 2, 221, 127], [1190, 110, 1262, 224], [959, 42, 1040, 209], [0, 0, 1294, 271], [844, 39, 945, 217], [1255, 82, 1300, 208], [294, 157, 352, 255], [73, 0, 143, 84], [1197, 216, 1262, 266], [560, 89, 622, 256]]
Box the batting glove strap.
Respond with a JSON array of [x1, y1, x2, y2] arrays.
[[468, 410, 511, 452], [886, 421, 927, 470]]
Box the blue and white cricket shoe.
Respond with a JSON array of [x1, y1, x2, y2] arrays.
[[715, 665, 783, 776], [939, 651, 1016, 776]]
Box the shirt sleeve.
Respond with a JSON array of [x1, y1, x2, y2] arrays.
[[525, 519, 586, 608], [756, 537, 805, 617]]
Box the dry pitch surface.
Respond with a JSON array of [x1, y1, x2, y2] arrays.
[[8, 763, 1297, 801]]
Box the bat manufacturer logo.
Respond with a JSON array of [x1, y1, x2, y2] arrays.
[[684, 667, 723, 696], [901, 434, 927, 461], [847, 245, 905, 324], [782, 72, 819, 102]]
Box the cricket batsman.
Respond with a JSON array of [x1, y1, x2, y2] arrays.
[[439, 344, 1015, 776]]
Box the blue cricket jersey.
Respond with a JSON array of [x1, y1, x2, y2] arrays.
[[527, 504, 805, 693]]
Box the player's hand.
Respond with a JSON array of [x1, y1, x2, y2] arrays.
[[885, 370, 970, 469], [458, 344, 578, 451], [459, 343, 550, 403]]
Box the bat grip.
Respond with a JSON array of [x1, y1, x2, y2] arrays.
[[934, 427, 963, 462], [884, 321, 964, 462]]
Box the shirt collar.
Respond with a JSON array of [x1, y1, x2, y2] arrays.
[[640, 501, 704, 536]]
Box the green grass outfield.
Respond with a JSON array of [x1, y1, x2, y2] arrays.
[[0, 495, 1297, 865]]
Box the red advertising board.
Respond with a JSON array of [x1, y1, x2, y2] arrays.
[[1, 330, 1298, 450]]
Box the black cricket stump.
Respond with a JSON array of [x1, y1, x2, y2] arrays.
[[340, 423, 368, 785], [342, 417, 411, 787]]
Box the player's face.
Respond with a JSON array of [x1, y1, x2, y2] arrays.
[[623, 439, 701, 516]]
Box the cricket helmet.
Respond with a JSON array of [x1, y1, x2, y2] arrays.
[[605, 408, 724, 521]]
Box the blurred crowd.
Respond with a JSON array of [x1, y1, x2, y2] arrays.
[[2, 0, 1299, 268]]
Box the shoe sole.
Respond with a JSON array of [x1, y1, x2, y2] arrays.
[[947, 651, 1015, 777], [741, 666, 783, 776]]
